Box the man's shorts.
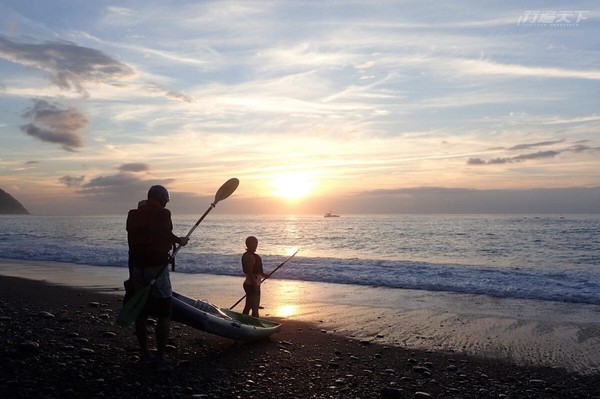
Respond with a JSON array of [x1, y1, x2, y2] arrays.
[[130, 266, 172, 318], [130, 266, 172, 298]]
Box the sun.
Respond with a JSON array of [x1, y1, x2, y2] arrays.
[[272, 172, 316, 201]]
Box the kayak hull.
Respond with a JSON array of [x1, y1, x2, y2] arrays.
[[171, 292, 280, 341]]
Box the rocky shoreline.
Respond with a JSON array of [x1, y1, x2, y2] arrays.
[[1, 276, 599, 398]]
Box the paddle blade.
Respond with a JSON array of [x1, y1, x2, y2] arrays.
[[214, 178, 239, 204], [116, 286, 150, 327]]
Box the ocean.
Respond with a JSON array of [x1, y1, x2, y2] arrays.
[[0, 214, 598, 305]]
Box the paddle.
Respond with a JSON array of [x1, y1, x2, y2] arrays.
[[171, 178, 239, 262], [116, 178, 240, 327], [229, 248, 299, 310]]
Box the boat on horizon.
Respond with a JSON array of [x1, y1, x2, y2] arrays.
[[324, 211, 340, 218]]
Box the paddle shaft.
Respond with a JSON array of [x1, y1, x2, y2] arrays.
[[171, 203, 215, 260], [170, 177, 239, 270], [262, 249, 299, 282], [230, 249, 299, 310]]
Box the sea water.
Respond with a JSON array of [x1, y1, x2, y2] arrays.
[[0, 214, 598, 305]]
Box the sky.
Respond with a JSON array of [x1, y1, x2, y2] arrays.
[[1, 1, 599, 215]]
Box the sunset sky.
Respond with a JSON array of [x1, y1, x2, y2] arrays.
[[1, 1, 599, 215]]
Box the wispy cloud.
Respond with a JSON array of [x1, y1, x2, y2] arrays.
[[455, 58, 600, 81], [0, 36, 135, 96], [20, 99, 88, 151], [146, 82, 194, 103], [78, 172, 174, 199], [468, 141, 600, 166], [468, 150, 560, 165], [118, 163, 150, 172], [59, 175, 85, 187]]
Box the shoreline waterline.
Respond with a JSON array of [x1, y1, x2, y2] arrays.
[[1, 257, 599, 375]]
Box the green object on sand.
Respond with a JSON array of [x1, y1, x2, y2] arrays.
[[116, 284, 150, 326], [116, 178, 240, 327]]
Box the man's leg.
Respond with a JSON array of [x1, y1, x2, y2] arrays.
[[155, 316, 170, 361], [135, 316, 151, 359]]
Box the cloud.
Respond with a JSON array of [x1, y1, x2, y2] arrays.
[[78, 172, 174, 199], [118, 163, 151, 172], [507, 140, 565, 151], [59, 175, 85, 187], [20, 99, 87, 151], [512, 151, 560, 161], [468, 139, 600, 166], [456, 58, 600, 81], [468, 150, 559, 165], [0, 36, 135, 96], [146, 82, 194, 103]]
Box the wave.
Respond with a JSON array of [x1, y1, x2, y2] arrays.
[[2, 249, 597, 306]]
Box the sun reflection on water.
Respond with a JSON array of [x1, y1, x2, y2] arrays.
[[274, 304, 299, 318], [268, 280, 304, 318]]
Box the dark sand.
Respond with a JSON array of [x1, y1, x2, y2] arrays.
[[1, 275, 599, 399]]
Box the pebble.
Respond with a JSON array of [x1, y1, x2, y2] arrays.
[[38, 311, 55, 319], [412, 366, 430, 374], [529, 379, 545, 384], [381, 387, 404, 398], [414, 392, 433, 398], [19, 340, 40, 352], [88, 302, 100, 308]]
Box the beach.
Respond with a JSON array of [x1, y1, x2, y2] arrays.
[[1, 259, 599, 398]]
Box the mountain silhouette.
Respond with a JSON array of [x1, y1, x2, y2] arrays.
[[0, 188, 30, 214]]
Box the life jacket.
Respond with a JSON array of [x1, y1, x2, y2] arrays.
[[126, 201, 173, 255]]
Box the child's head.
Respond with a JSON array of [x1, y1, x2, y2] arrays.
[[245, 236, 258, 251]]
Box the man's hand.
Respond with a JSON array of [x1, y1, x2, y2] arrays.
[[179, 237, 189, 246]]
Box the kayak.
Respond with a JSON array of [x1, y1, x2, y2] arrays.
[[171, 292, 281, 341]]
